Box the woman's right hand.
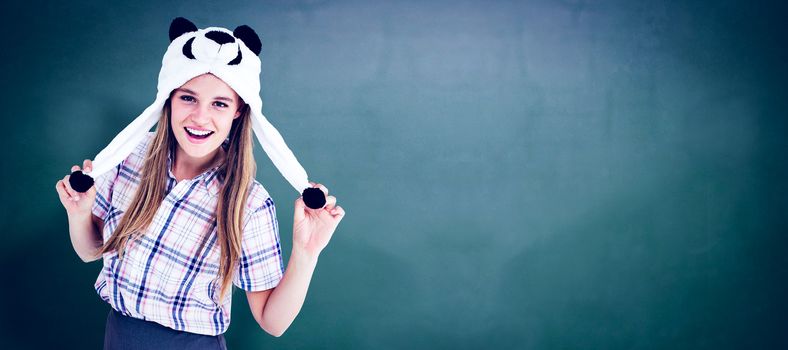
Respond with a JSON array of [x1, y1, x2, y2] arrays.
[[55, 159, 97, 218]]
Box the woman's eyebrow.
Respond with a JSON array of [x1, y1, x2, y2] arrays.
[[176, 88, 234, 102], [175, 88, 198, 95]]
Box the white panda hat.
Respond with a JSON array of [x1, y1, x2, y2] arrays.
[[70, 17, 326, 209]]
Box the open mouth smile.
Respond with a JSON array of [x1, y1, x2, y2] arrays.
[[185, 127, 215, 140]]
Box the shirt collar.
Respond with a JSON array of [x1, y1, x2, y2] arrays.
[[166, 141, 228, 196]]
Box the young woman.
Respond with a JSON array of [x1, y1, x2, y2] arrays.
[[54, 18, 345, 349]]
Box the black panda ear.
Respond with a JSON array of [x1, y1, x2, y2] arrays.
[[233, 25, 261, 55], [169, 17, 198, 42]]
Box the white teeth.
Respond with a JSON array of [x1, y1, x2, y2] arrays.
[[186, 127, 213, 136]]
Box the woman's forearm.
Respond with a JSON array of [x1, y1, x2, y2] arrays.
[[260, 248, 319, 336], [68, 213, 103, 262]]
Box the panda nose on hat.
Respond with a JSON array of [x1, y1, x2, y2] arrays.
[[205, 31, 235, 45]]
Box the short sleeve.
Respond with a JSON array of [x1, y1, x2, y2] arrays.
[[234, 197, 285, 291], [91, 162, 121, 222]]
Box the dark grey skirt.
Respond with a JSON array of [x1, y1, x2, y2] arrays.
[[103, 308, 227, 350]]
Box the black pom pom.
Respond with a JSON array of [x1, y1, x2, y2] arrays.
[[169, 17, 198, 42], [302, 187, 326, 209], [233, 25, 262, 55], [69, 170, 94, 193]]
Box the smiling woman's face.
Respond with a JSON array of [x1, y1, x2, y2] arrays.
[[170, 73, 242, 168]]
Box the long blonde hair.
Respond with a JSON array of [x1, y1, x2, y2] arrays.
[[98, 96, 256, 302]]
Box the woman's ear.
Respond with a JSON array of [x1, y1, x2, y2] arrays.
[[234, 103, 247, 119]]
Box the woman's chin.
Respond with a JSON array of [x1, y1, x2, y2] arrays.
[[176, 137, 217, 158]]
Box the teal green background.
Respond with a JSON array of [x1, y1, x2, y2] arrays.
[[2, 0, 786, 349]]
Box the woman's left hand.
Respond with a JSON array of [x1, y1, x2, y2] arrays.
[[293, 182, 345, 259]]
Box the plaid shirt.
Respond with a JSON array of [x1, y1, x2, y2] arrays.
[[91, 132, 284, 336]]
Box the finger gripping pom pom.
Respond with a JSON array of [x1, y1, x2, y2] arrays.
[[69, 171, 94, 193], [302, 187, 326, 209]]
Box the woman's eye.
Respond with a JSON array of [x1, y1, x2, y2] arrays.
[[180, 95, 196, 102], [214, 101, 228, 108]]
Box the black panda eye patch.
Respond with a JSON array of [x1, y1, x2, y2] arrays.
[[228, 48, 242, 65], [182, 37, 196, 59]]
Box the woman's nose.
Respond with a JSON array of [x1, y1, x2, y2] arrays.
[[190, 104, 212, 124]]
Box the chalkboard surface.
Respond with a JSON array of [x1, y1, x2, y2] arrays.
[[2, 0, 786, 349]]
